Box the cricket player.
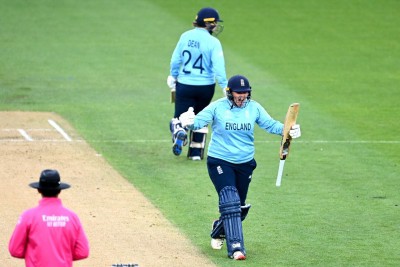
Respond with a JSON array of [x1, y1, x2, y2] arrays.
[[167, 7, 228, 160], [178, 75, 301, 260]]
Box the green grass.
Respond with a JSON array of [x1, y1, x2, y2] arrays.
[[1, 0, 399, 266]]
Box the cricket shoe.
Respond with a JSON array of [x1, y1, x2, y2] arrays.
[[211, 220, 224, 250], [172, 130, 187, 156], [211, 238, 224, 250], [170, 118, 188, 141], [188, 147, 202, 161], [232, 251, 246, 260]]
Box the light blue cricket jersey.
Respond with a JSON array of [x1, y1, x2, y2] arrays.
[[170, 28, 227, 89], [190, 98, 284, 164]]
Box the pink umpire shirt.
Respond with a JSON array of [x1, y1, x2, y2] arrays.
[[9, 197, 89, 267]]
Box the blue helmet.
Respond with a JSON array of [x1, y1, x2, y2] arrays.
[[195, 7, 222, 26], [194, 7, 224, 36], [226, 75, 252, 107], [227, 75, 252, 93]]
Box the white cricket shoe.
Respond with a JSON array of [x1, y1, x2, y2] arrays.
[[210, 219, 224, 249], [190, 156, 201, 161], [232, 251, 246, 260], [211, 238, 224, 250]]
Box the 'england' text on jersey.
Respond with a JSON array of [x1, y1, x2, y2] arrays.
[[188, 40, 200, 49], [225, 122, 252, 131]]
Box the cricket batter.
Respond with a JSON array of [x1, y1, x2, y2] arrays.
[[179, 75, 301, 260], [167, 7, 228, 160]]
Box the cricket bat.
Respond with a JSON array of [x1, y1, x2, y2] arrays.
[[170, 89, 176, 103], [276, 103, 300, 187]]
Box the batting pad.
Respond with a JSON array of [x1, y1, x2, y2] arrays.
[[211, 204, 251, 239], [219, 186, 245, 257]]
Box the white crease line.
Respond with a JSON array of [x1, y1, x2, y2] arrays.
[[17, 129, 33, 141], [0, 139, 83, 143], [48, 119, 72, 141], [255, 140, 400, 144], [0, 138, 399, 144], [2, 128, 52, 131], [85, 140, 400, 144]]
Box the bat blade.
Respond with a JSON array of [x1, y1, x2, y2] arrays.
[[276, 103, 300, 187], [279, 103, 300, 160]]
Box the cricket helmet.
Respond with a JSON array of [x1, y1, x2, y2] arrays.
[[226, 75, 252, 107], [227, 75, 252, 93], [193, 7, 224, 36]]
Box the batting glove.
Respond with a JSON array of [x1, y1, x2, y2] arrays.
[[289, 124, 301, 139], [223, 87, 228, 97], [179, 107, 195, 128], [167, 75, 177, 90]]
